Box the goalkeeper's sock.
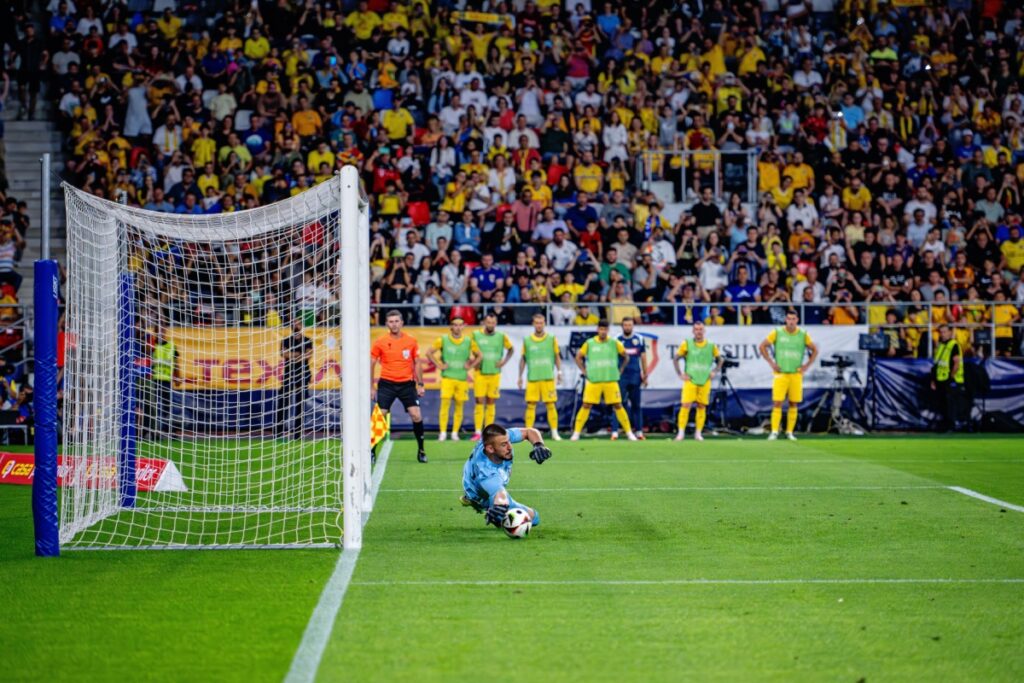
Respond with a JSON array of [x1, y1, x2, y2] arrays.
[[544, 402, 558, 433], [695, 406, 706, 434], [413, 420, 425, 451], [439, 398, 451, 435], [677, 406, 691, 432], [573, 407, 591, 434], [770, 407, 782, 433], [786, 406, 799, 434], [452, 401, 465, 435], [484, 403, 496, 427], [525, 403, 537, 429], [473, 403, 485, 434], [613, 406, 633, 434]]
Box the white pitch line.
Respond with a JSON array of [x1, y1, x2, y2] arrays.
[[381, 485, 947, 493], [351, 578, 1024, 587], [948, 486, 1024, 513], [284, 439, 393, 683], [428, 459, 1024, 465]]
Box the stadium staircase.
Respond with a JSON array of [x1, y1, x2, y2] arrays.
[[2, 83, 66, 311]]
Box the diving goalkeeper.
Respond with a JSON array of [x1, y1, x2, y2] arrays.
[[460, 423, 552, 530]]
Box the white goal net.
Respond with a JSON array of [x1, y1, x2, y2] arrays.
[[58, 169, 371, 549]]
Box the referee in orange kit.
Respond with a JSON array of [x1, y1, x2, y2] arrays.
[[371, 309, 428, 463]]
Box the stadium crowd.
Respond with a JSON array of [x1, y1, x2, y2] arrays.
[[5, 0, 1024, 357]]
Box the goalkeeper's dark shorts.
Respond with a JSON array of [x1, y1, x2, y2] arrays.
[[377, 379, 420, 410]]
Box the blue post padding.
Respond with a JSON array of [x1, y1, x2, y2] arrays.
[[32, 260, 60, 557], [117, 273, 138, 509]]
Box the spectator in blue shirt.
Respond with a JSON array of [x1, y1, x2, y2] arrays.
[[564, 193, 599, 234], [470, 253, 504, 303], [143, 188, 175, 213], [452, 210, 482, 259], [175, 194, 204, 215], [725, 265, 762, 305]]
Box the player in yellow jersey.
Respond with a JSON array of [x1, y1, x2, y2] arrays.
[[672, 321, 723, 441], [427, 317, 480, 441], [517, 313, 563, 441], [758, 310, 819, 440], [570, 320, 638, 441], [470, 313, 515, 441]]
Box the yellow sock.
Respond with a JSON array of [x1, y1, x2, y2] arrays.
[[525, 403, 537, 429], [573, 406, 591, 433], [771, 407, 782, 433], [439, 398, 451, 433], [677, 406, 691, 432], [787, 406, 798, 433], [695, 407, 706, 433], [545, 402, 558, 432], [452, 401, 464, 434], [613, 407, 632, 434], [473, 403, 485, 434], [484, 403, 496, 427]]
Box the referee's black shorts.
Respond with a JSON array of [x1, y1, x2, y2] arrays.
[[377, 379, 420, 410]]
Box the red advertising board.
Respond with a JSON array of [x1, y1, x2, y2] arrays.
[[0, 452, 187, 492]]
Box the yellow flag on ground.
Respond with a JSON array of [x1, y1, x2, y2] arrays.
[[370, 404, 389, 448]]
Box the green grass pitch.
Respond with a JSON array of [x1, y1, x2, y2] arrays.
[[2, 436, 1023, 681]]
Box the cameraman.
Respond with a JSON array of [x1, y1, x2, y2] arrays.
[[930, 324, 964, 431]]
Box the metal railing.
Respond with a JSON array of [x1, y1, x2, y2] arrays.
[[374, 300, 1024, 359], [635, 148, 760, 206]]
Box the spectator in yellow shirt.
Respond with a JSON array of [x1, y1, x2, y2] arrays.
[[573, 151, 604, 195], [243, 27, 271, 61], [783, 151, 815, 191], [382, 99, 415, 141], [307, 141, 335, 176], [345, 2, 382, 41], [841, 177, 872, 213], [291, 97, 322, 139]]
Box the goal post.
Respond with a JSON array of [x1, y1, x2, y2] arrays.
[[34, 168, 372, 551]]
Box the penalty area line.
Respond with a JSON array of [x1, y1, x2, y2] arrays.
[[351, 577, 1024, 587], [284, 439, 393, 683], [948, 486, 1024, 513]]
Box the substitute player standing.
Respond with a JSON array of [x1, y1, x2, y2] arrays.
[[427, 316, 480, 441], [471, 313, 514, 441], [517, 313, 563, 440], [672, 320, 723, 441], [371, 310, 428, 462], [460, 423, 552, 530], [758, 309, 819, 441], [611, 317, 648, 440], [570, 320, 638, 441]]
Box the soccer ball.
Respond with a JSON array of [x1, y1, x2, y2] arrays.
[[502, 508, 532, 539]]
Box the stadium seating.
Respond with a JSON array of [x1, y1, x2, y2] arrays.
[[1, 0, 1022, 361]]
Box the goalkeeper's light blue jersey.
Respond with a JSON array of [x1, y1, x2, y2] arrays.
[[461, 428, 524, 504]]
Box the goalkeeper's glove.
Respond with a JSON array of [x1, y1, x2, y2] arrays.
[[529, 442, 553, 465], [485, 503, 509, 527]]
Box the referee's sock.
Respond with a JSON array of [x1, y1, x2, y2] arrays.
[[413, 420, 425, 451]]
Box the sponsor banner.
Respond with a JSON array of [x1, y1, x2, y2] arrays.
[[0, 452, 188, 492], [169, 327, 288, 390], [452, 10, 513, 28]]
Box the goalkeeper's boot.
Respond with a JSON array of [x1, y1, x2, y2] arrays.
[[610, 431, 619, 441], [550, 430, 562, 441], [674, 430, 686, 441], [438, 432, 447, 442], [569, 432, 581, 441], [470, 432, 482, 442], [626, 431, 639, 441], [694, 431, 704, 442], [767, 432, 779, 441], [460, 495, 485, 513], [417, 450, 428, 463], [450, 432, 460, 441], [785, 432, 798, 441]]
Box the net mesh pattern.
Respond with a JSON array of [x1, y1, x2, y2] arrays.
[[59, 177, 352, 548]]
